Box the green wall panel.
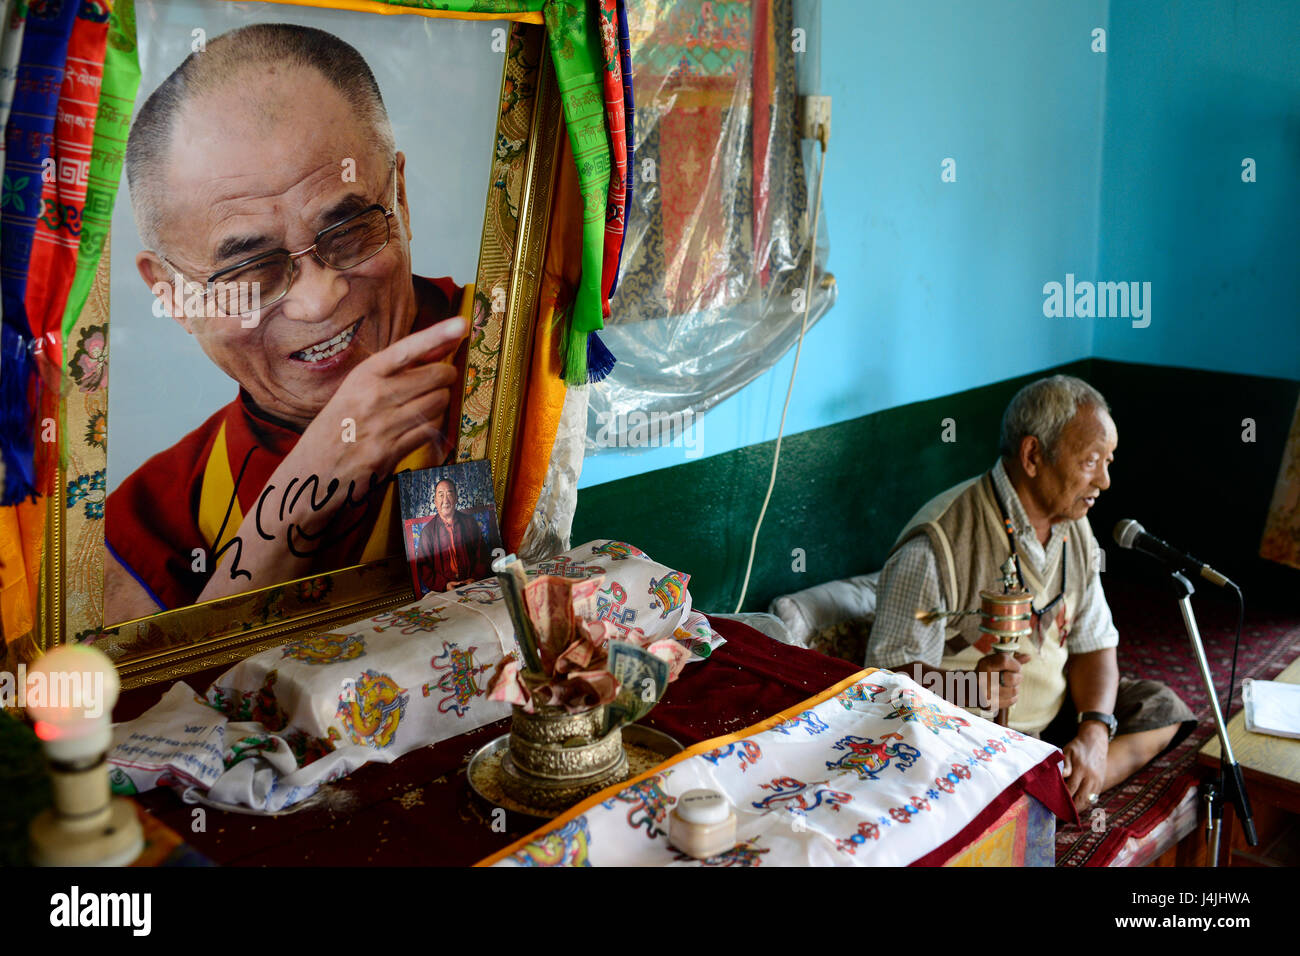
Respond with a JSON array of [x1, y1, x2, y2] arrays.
[[572, 361, 1299, 613], [575, 362, 1085, 611]]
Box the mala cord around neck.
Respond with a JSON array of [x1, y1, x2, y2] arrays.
[[988, 472, 1068, 635]]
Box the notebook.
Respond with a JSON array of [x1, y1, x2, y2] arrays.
[[1242, 678, 1300, 740]]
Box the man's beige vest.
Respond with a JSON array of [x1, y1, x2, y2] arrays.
[[889, 472, 1096, 735]]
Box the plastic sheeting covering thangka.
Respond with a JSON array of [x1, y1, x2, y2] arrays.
[[586, 0, 834, 454]]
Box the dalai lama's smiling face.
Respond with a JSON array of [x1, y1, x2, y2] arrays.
[[135, 66, 416, 429]]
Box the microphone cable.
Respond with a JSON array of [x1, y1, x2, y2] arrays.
[[1221, 582, 1245, 720]]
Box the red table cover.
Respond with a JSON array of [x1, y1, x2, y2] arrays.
[[119, 617, 1069, 866]]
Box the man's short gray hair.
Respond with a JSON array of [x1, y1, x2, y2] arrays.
[[126, 22, 396, 253], [998, 374, 1110, 462]]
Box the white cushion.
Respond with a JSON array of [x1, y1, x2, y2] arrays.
[[768, 572, 881, 655], [707, 612, 796, 645]]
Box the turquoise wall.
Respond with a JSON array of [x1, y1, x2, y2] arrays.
[[572, 362, 1300, 611], [581, 0, 1298, 492], [582, 0, 1109, 488], [1094, 0, 1300, 378]]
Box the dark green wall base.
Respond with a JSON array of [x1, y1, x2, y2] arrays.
[[572, 361, 1300, 613]]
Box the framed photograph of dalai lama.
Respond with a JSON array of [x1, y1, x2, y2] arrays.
[[399, 461, 503, 598], [50, 0, 564, 683]]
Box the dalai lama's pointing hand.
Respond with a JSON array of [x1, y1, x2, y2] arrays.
[[186, 313, 467, 603], [104, 25, 471, 623]]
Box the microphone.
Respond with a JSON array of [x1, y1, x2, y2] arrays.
[[1113, 519, 1234, 588]]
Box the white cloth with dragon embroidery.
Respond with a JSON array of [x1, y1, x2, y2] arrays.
[[494, 669, 1063, 867], [107, 541, 722, 813]]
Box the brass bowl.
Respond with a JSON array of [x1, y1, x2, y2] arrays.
[[468, 724, 684, 819], [509, 703, 607, 744], [500, 703, 627, 810], [500, 749, 629, 811]]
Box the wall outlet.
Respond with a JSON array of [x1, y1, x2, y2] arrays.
[[799, 95, 832, 144]]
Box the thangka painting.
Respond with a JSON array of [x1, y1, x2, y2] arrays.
[[614, 0, 809, 322]]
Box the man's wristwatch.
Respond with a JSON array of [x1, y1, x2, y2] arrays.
[[1078, 711, 1118, 740]]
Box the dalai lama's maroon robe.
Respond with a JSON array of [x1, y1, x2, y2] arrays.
[[106, 276, 466, 611], [416, 510, 490, 594]]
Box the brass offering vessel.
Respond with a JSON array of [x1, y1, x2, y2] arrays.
[[499, 703, 628, 811]]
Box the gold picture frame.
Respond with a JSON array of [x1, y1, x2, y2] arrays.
[[41, 5, 564, 688]]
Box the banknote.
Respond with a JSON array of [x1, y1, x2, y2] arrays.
[[524, 573, 606, 666], [523, 574, 572, 665], [492, 554, 542, 673], [605, 640, 670, 733], [568, 576, 604, 620]]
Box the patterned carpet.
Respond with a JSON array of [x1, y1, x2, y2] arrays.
[[1054, 574, 1300, 866]]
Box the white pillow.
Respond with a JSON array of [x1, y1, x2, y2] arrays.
[[768, 572, 881, 651], [707, 612, 796, 645]]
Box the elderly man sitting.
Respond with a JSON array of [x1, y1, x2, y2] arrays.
[[868, 375, 1196, 812]]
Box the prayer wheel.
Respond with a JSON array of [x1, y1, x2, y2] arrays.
[[977, 588, 1034, 648], [978, 562, 1033, 726]]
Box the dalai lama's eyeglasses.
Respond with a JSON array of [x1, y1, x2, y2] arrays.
[[158, 169, 399, 318]]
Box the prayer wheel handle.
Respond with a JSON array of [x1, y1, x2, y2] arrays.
[[981, 557, 1032, 728], [990, 636, 1020, 727]]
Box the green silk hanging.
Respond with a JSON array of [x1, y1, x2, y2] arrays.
[[58, 0, 141, 346], [393, 0, 614, 382]]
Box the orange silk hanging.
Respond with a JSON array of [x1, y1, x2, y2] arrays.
[[502, 135, 584, 552], [0, 495, 45, 645]]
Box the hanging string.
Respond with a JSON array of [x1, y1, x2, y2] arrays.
[[734, 119, 829, 613]]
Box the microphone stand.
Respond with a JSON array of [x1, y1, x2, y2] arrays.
[[1168, 571, 1257, 865]]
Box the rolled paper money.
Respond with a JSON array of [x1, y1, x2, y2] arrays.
[[645, 638, 692, 682], [520, 668, 618, 714], [568, 576, 605, 620], [553, 626, 603, 674], [492, 554, 543, 674], [486, 658, 530, 708], [524, 573, 607, 669], [524, 574, 575, 669]]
